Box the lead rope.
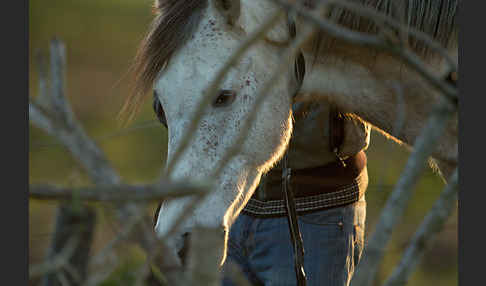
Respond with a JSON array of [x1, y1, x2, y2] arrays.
[[283, 13, 307, 286], [282, 152, 307, 286]]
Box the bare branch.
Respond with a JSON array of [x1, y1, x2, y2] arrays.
[[154, 9, 289, 247], [323, 0, 457, 73], [164, 10, 285, 177], [31, 40, 146, 285], [29, 182, 208, 202], [382, 169, 458, 286], [157, 6, 326, 249], [30, 2, 460, 284], [351, 99, 455, 286], [30, 237, 80, 279], [211, 9, 322, 180], [49, 39, 67, 109], [30, 43, 121, 186], [29, 99, 121, 187], [186, 227, 225, 286], [34, 49, 50, 109], [38, 203, 96, 286], [31, 120, 160, 151], [62, 263, 83, 286], [56, 272, 71, 286], [268, 0, 458, 106]]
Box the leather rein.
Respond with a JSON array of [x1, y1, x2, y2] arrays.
[[286, 12, 344, 285], [285, 13, 308, 286]]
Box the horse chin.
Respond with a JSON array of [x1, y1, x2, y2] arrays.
[[221, 116, 293, 230], [222, 170, 262, 227]]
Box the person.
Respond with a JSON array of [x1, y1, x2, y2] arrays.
[[221, 101, 370, 286], [150, 94, 370, 286]]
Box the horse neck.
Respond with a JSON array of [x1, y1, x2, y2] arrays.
[[298, 44, 457, 165]]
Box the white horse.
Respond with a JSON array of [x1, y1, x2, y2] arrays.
[[123, 0, 458, 265]]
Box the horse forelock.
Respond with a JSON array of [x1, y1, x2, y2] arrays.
[[121, 0, 208, 121]]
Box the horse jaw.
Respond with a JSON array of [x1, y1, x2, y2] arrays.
[[154, 155, 263, 249]]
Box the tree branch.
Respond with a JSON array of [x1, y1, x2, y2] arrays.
[[29, 182, 208, 202], [186, 227, 225, 286], [382, 169, 458, 286], [351, 98, 455, 286], [30, 39, 185, 285], [30, 237, 80, 279], [164, 10, 285, 177], [268, 0, 458, 106]]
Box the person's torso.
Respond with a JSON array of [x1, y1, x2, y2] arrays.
[[275, 101, 370, 170]]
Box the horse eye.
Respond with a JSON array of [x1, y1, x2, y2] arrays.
[[153, 91, 168, 128], [213, 90, 236, 107]]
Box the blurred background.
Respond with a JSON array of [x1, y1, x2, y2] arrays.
[[29, 0, 457, 285]]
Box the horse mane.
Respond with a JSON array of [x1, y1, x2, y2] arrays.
[[121, 0, 458, 119], [310, 0, 458, 59]]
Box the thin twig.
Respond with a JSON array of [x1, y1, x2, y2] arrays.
[[269, 0, 458, 105], [29, 237, 80, 278], [186, 227, 225, 286], [30, 2, 460, 284], [31, 40, 139, 285], [163, 11, 285, 177], [322, 0, 457, 73], [351, 98, 455, 286], [29, 182, 207, 202], [89, 212, 142, 268], [62, 263, 83, 285], [211, 21, 317, 179], [139, 13, 292, 282], [382, 169, 458, 286], [30, 42, 121, 186], [56, 272, 71, 286], [154, 9, 288, 249], [159, 6, 322, 250], [31, 119, 161, 150], [376, 82, 406, 193], [29, 99, 121, 186]]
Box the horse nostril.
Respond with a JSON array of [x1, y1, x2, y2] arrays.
[[213, 89, 236, 107]]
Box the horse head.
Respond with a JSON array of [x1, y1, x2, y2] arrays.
[[128, 0, 458, 263], [141, 0, 296, 258]]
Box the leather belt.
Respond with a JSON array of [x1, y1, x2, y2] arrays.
[[242, 151, 367, 217], [251, 151, 366, 201], [242, 168, 367, 217]]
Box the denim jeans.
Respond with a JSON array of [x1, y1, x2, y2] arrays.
[[221, 197, 366, 286]]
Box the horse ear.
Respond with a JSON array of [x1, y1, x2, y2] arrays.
[[215, 0, 241, 25]]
